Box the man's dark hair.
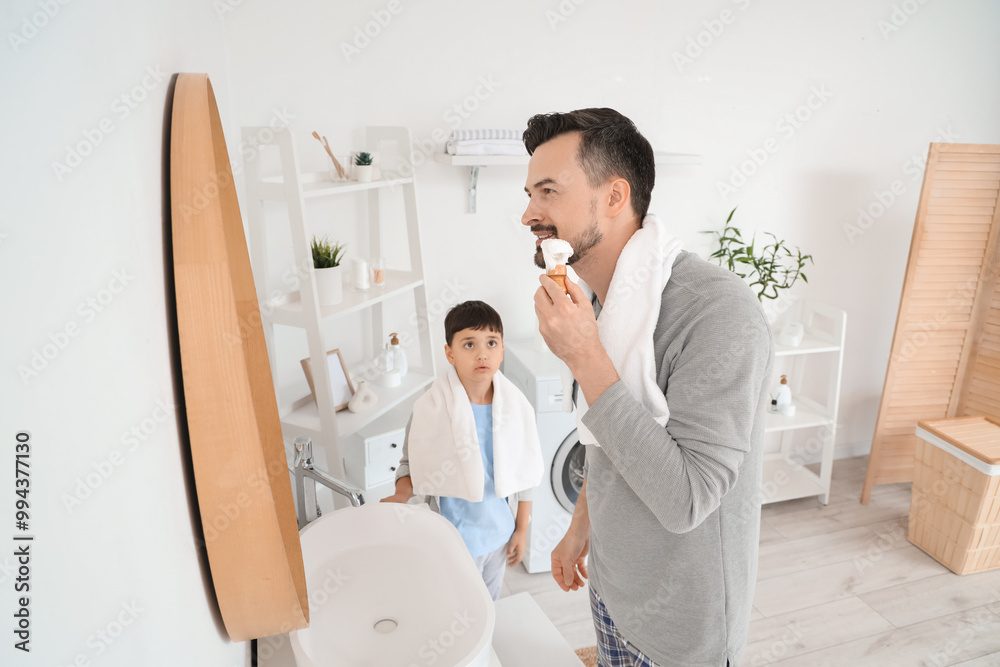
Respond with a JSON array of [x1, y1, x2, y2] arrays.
[[523, 108, 655, 223], [444, 300, 504, 347]]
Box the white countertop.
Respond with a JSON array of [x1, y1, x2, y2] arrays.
[[259, 591, 582, 666], [492, 592, 583, 666]]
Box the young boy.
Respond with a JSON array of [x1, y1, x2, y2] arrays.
[[381, 300, 542, 601]]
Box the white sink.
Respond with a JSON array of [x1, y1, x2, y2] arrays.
[[290, 502, 495, 667]]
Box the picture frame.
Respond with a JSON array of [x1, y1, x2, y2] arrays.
[[300, 348, 355, 411]]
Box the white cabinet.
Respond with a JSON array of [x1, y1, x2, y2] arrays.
[[762, 301, 846, 505], [243, 126, 435, 480], [342, 419, 406, 490]]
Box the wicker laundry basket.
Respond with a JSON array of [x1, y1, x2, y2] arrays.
[[909, 416, 1000, 575]]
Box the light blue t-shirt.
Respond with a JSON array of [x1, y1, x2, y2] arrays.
[[439, 403, 516, 558]]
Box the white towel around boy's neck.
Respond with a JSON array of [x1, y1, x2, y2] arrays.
[[568, 214, 684, 447], [408, 365, 543, 502]]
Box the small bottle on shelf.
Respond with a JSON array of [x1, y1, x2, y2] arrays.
[[377, 342, 401, 387], [771, 375, 794, 416], [389, 333, 407, 379]]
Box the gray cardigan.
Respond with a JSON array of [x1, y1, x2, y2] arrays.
[[582, 250, 773, 666]]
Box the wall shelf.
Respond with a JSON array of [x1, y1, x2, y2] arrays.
[[434, 151, 703, 213], [434, 154, 529, 167]]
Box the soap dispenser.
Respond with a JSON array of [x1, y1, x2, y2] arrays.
[[771, 375, 793, 415], [389, 332, 408, 379], [378, 342, 400, 388]]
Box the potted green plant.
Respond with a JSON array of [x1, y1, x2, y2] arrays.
[[354, 151, 374, 183], [701, 208, 813, 302], [310, 235, 346, 306]]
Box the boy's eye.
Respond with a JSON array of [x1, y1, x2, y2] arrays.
[[488, 340, 497, 347], [465, 342, 474, 348]]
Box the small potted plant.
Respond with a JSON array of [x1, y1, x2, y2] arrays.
[[310, 235, 346, 306], [354, 151, 374, 183], [701, 207, 813, 307]]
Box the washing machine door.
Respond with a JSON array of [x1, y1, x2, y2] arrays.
[[551, 430, 585, 514]]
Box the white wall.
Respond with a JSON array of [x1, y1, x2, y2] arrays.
[[0, 1, 247, 665], [1, 2, 998, 664], [223, 0, 1000, 456]]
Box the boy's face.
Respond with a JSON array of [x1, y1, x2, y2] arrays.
[[445, 327, 504, 381]]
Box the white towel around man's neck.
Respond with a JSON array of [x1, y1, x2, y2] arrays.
[[567, 214, 684, 446], [408, 366, 543, 502]]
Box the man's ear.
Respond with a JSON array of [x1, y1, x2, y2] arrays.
[[606, 177, 631, 217]]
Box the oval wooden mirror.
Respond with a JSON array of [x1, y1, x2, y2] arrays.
[[170, 73, 308, 641]]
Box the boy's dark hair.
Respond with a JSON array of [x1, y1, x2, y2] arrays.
[[444, 300, 504, 347], [522, 108, 655, 223]]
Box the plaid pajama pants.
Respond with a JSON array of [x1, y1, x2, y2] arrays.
[[589, 585, 660, 667], [589, 585, 730, 667]]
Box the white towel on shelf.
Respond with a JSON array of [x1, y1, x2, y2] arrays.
[[445, 140, 528, 156], [450, 129, 523, 142], [448, 139, 525, 148], [408, 366, 543, 502], [561, 214, 684, 447]]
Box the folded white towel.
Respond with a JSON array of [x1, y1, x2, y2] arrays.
[[450, 129, 523, 141], [409, 366, 543, 501], [448, 139, 525, 148], [562, 214, 684, 447], [445, 140, 528, 156], [445, 144, 528, 157]]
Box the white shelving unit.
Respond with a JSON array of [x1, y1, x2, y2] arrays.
[[243, 126, 434, 478], [762, 301, 846, 505], [434, 151, 702, 213]]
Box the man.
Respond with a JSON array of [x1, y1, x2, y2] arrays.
[[524, 108, 773, 666]]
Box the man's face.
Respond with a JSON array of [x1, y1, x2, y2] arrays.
[[521, 132, 604, 270], [444, 327, 504, 385]]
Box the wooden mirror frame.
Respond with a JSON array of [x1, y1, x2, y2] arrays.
[[170, 73, 308, 640]]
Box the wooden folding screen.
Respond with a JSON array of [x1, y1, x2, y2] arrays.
[[861, 143, 1000, 504]]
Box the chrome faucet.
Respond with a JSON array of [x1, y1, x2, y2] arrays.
[[293, 436, 365, 528]]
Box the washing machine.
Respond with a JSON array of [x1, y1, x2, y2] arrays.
[[502, 339, 585, 574]]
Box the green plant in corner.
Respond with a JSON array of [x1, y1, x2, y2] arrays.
[[701, 207, 814, 301], [310, 235, 346, 269], [354, 152, 373, 166]]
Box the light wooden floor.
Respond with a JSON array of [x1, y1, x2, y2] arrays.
[[500, 455, 1000, 666]]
